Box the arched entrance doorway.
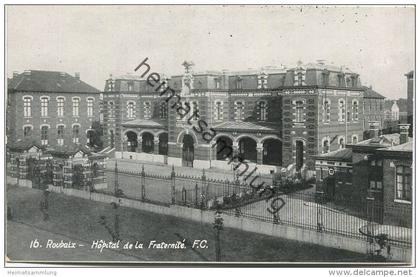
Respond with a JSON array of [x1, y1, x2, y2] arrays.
[[158, 133, 168, 155], [238, 137, 257, 163], [126, 131, 138, 152], [263, 139, 282, 166], [182, 134, 194, 167], [216, 136, 233, 160], [142, 132, 154, 153], [296, 140, 304, 170]]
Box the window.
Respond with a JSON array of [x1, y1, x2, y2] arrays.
[[23, 97, 31, 117], [57, 97, 64, 117], [215, 78, 221, 89], [369, 160, 383, 190], [396, 166, 411, 201], [144, 102, 151, 119], [258, 74, 268, 89], [323, 99, 331, 122], [108, 101, 115, 118], [160, 102, 168, 119], [338, 99, 346, 122], [109, 130, 115, 148], [41, 126, 48, 145], [72, 98, 80, 117], [352, 135, 358, 144], [128, 82, 134, 92], [23, 126, 32, 137], [72, 125, 80, 143], [57, 125, 65, 145], [215, 101, 223, 121], [236, 78, 242, 89], [322, 138, 330, 153], [295, 100, 304, 123], [87, 98, 94, 117], [234, 101, 245, 121], [190, 101, 199, 120], [41, 97, 49, 117], [352, 100, 359, 121], [338, 137, 345, 149], [297, 72, 303, 86], [258, 101, 267, 121], [127, 101, 135, 119]]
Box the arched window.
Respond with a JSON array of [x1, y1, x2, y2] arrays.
[[23, 97, 31, 117], [40, 97, 49, 117], [127, 101, 136, 119], [338, 99, 346, 122], [72, 98, 80, 117], [41, 126, 48, 145], [322, 137, 330, 153], [236, 77, 243, 89], [352, 100, 359, 121], [108, 101, 115, 118], [57, 97, 65, 117], [144, 101, 151, 119], [352, 135, 358, 144], [214, 101, 223, 121], [338, 137, 345, 149], [323, 99, 331, 122], [258, 101, 268, 121], [295, 100, 304, 123], [190, 101, 199, 121], [87, 98, 94, 117], [57, 125, 65, 145], [72, 125, 80, 143], [160, 102, 168, 119], [234, 101, 245, 121], [109, 130, 115, 148]]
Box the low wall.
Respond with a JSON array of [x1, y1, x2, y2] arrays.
[[46, 185, 411, 262]]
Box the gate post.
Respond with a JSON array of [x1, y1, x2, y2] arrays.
[[195, 183, 198, 207], [201, 169, 208, 199], [171, 165, 176, 204], [315, 190, 324, 232], [141, 165, 145, 200]]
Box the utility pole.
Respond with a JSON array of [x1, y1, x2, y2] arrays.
[[213, 209, 223, 262]]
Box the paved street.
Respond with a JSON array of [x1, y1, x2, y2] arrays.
[[6, 185, 368, 263]]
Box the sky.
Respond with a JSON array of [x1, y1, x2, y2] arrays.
[[6, 5, 415, 99]]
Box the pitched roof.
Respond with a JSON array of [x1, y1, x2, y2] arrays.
[[8, 70, 100, 93], [122, 119, 165, 129], [314, 148, 352, 162], [377, 140, 413, 153], [355, 133, 412, 148], [213, 121, 278, 133], [45, 144, 91, 157], [7, 139, 43, 152], [362, 86, 385, 99]]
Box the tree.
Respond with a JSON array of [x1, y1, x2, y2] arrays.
[[72, 164, 85, 189], [88, 121, 104, 150]]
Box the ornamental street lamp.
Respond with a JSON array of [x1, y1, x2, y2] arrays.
[[213, 209, 223, 262]]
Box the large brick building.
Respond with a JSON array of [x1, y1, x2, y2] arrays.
[[7, 70, 100, 147], [102, 61, 370, 173]]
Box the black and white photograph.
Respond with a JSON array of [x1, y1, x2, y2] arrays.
[[3, 3, 416, 271]]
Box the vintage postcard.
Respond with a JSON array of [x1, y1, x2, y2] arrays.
[[4, 4, 415, 269]]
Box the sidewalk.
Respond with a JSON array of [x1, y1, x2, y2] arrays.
[[106, 158, 274, 184]]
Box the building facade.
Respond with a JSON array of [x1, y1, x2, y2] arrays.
[[7, 70, 100, 147], [102, 61, 366, 173], [362, 86, 385, 139], [315, 123, 412, 227]]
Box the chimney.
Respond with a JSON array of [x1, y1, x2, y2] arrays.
[[13, 71, 19, 78], [368, 121, 380, 138], [398, 124, 410, 144], [75, 72, 80, 80]]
